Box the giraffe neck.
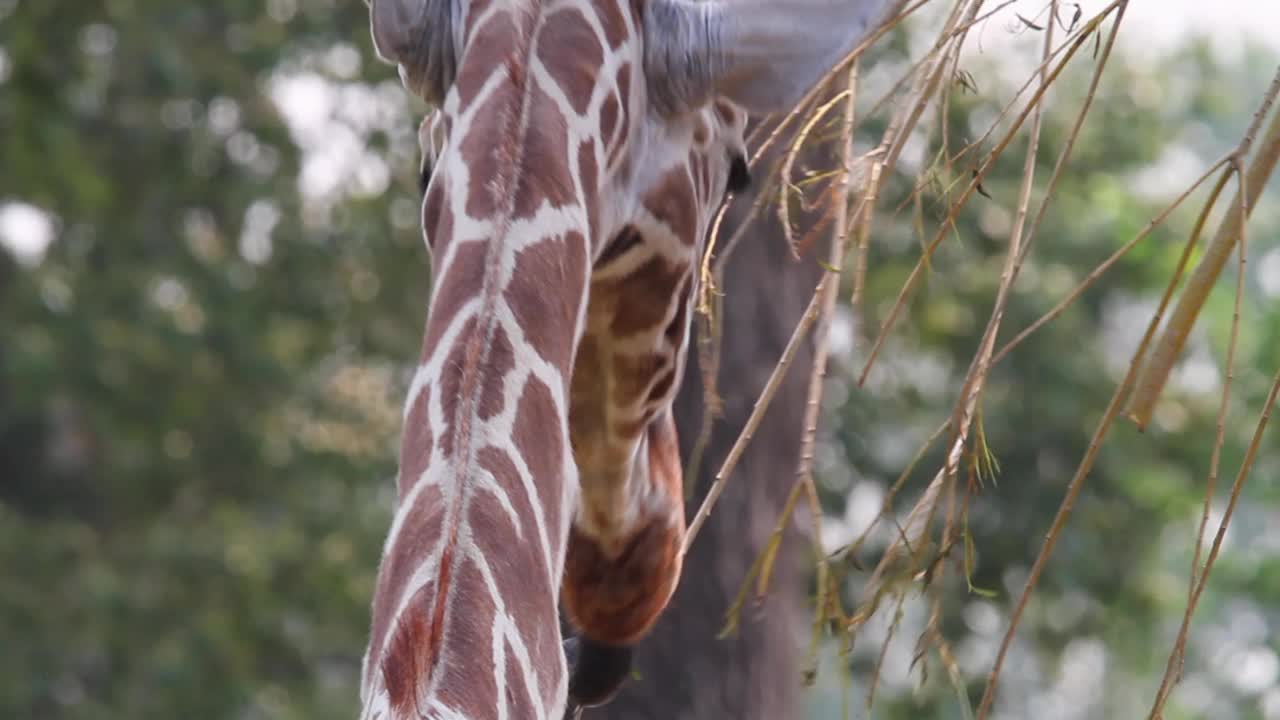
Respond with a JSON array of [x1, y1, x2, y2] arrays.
[[361, 182, 590, 720], [361, 3, 607, 718]]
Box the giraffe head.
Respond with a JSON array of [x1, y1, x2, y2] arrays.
[[373, 0, 900, 250], [362, 1, 902, 717]]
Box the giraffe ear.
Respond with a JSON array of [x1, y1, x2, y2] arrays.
[[644, 0, 903, 116], [369, 0, 456, 105]]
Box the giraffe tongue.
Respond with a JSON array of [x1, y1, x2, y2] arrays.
[[562, 635, 634, 714]]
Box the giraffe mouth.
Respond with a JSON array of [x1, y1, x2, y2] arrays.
[[562, 635, 634, 718]]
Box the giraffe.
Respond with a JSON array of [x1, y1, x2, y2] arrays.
[[358, 1, 902, 718]]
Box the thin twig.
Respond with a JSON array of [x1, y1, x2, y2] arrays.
[[1147, 158, 1253, 719], [791, 62, 862, 683], [857, 2, 1117, 388], [779, 91, 853, 257], [974, 5, 1133, 717], [856, 0, 1056, 645], [1126, 66, 1280, 427], [1147, 358, 1280, 716], [682, 275, 831, 555], [992, 154, 1233, 365]]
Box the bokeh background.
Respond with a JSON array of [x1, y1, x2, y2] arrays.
[[2, 1, 1279, 719]]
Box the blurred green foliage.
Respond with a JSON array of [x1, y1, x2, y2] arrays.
[[1, 2, 1278, 719], [0, 1, 429, 716]]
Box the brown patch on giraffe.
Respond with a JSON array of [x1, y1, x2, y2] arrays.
[[503, 232, 589, 370], [595, 225, 642, 268], [562, 411, 686, 644], [606, 64, 632, 172], [460, 84, 518, 220], [578, 139, 601, 244], [537, 7, 604, 117], [599, 0, 632, 49], [423, 240, 486, 353], [511, 375, 567, 556], [382, 584, 437, 714], [599, 93, 619, 149], [609, 351, 669, 409], [474, 446, 563, 701], [512, 84, 575, 219], [477, 325, 514, 421], [642, 165, 699, 246], [475, 449, 546, 555], [398, 385, 434, 501], [456, 8, 520, 110], [605, 255, 687, 337], [436, 316, 477, 459], [366, 480, 446, 692], [432, 556, 501, 718]]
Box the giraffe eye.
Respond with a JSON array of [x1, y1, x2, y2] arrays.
[[726, 152, 751, 194]]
